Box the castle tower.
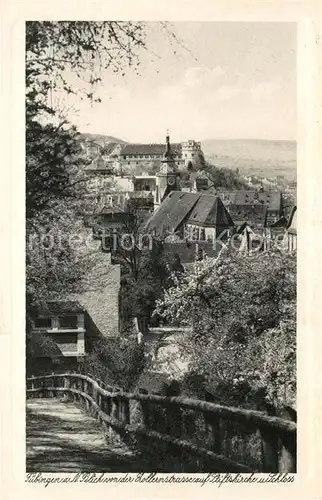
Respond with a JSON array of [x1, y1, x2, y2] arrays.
[[160, 132, 177, 174], [156, 132, 181, 205], [181, 139, 202, 167]]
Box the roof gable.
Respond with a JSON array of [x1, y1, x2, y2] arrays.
[[187, 195, 234, 227], [269, 216, 288, 228], [287, 206, 297, 232], [144, 191, 199, 238]]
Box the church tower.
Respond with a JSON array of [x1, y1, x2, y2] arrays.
[[156, 132, 181, 205]]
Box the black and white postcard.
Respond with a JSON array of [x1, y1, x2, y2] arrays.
[[1, 1, 322, 499]]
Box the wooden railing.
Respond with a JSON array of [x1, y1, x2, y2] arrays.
[[26, 373, 296, 473]]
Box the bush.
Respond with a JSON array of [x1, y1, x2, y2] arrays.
[[81, 337, 146, 390]]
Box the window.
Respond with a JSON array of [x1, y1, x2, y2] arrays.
[[50, 333, 78, 353], [34, 317, 51, 328], [51, 333, 78, 344], [206, 231, 213, 242], [59, 315, 78, 329]]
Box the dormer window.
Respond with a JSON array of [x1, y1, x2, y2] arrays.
[[34, 317, 52, 328], [59, 315, 78, 329]]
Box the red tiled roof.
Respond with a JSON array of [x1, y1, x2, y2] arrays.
[[120, 143, 182, 157]]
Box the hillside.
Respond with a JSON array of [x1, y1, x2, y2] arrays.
[[79, 133, 126, 146], [201, 139, 296, 182]]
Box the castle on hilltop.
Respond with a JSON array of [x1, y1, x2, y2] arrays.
[[81, 134, 204, 174], [119, 138, 203, 170]]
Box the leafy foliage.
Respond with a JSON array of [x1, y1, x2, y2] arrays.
[[200, 162, 251, 191], [81, 337, 147, 390], [155, 247, 296, 410], [119, 240, 171, 331], [26, 22, 153, 310], [25, 21, 182, 371]]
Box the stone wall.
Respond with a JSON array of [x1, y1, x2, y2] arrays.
[[71, 253, 121, 337]]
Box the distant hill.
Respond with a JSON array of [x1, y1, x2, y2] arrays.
[[79, 133, 126, 146], [201, 139, 296, 182]]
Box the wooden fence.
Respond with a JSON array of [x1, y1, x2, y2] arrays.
[[26, 372, 296, 473]]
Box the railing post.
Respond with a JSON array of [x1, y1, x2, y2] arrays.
[[92, 382, 98, 415], [97, 387, 103, 410], [64, 374, 71, 401], [102, 393, 112, 416], [260, 427, 279, 472], [149, 391, 162, 432], [49, 371, 55, 398], [72, 372, 77, 402], [278, 406, 296, 473], [108, 388, 121, 443], [279, 431, 296, 472], [111, 389, 120, 421], [204, 412, 222, 455], [30, 375, 35, 399], [83, 379, 90, 412], [138, 388, 149, 428], [120, 396, 130, 425], [166, 402, 182, 438]]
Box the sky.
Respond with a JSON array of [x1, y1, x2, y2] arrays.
[[62, 22, 297, 143]]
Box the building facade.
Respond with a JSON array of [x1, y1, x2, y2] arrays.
[[81, 134, 204, 174], [31, 302, 86, 360], [283, 206, 297, 252]]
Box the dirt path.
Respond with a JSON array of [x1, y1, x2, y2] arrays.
[[26, 398, 141, 472]]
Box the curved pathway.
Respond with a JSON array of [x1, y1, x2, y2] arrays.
[[26, 398, 140, 472]]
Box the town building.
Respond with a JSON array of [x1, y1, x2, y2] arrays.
[[143, 191, 235, 243], [91, 134, 186, 218], [79, 133, 204, 175], [91, 192, 155, 244], [282, 206, 297, 252], [219, 190, 283, 231], [31, 301, 87, 361], [117, 138, 202, 171], [29, 254, 121, 373]]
